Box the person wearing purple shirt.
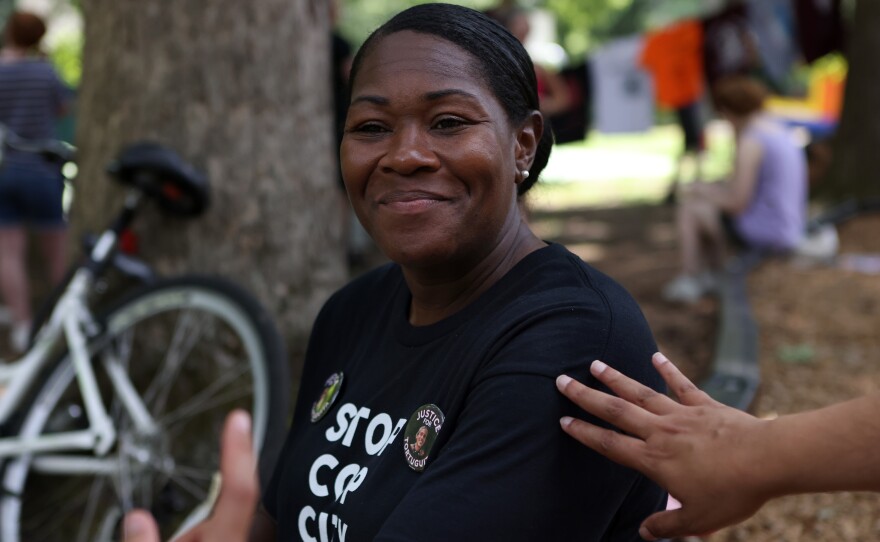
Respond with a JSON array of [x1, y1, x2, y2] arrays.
[[663, 75, 807, 304]]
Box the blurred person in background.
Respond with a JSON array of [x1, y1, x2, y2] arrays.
[[663, 75, 807, 304], [0, 10, 73, 352]]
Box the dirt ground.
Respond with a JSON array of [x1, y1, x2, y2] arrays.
[[530, 204, 880, 542]]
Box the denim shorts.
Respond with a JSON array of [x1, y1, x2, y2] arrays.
[[0, 162, 66, 228]]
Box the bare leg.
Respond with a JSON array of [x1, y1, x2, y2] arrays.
[[36, 227, 69, 286], [675, 196, 702, 277], [690, 198, 727, 272], [665, 153, 685, 205], [676, 195, 724, 276], [0, 227, 31, 324]]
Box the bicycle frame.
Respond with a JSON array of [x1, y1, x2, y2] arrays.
[[0, 201, 158, 472]]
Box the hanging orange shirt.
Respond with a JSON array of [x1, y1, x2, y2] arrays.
[[639, 20, 704, 109]]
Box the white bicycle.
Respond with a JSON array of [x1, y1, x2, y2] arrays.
[[0, 131, 290, 541]]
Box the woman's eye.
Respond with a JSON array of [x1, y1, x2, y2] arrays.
[[433, 117, 467, 130], [351, 122, 388, 134]]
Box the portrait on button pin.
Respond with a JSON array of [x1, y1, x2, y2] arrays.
[[403, 403, 444, 472]]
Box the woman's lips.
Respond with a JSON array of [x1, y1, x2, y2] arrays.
[[378, 191, 449, 212]]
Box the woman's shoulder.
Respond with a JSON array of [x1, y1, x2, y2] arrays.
[[508, 243, 643, 313], [474, 243, 658, 384], [484, 243, 653, 343]]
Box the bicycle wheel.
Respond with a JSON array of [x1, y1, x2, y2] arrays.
[[0, 275, 290, 542]]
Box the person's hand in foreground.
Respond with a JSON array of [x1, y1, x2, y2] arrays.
[[122, 410, 258, 542], [556, 352, 880, 540], [556, 353, 771, 540]]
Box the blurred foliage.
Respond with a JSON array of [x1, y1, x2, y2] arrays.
[[544, 0, 638, 58], [338, 0, 498, 48], [48, 32, 83, 87], [337, 0, 642, 58]]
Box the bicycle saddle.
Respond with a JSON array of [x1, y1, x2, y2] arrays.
[[106, 142, 210, 217]]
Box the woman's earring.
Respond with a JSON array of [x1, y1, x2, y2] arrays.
[[520, 170, 530, 181]]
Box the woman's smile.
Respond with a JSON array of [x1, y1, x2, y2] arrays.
[[377, 189, 452, 213]]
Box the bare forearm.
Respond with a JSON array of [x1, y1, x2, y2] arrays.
[[760, 394, 880, 496], [557, 355, 880, 540]]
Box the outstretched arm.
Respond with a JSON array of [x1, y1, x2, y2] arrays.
[[556, 352, 880, 540]]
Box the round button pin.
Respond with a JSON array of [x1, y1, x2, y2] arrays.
[[310, 372, 344, 423], [403, 403, 445, 472]]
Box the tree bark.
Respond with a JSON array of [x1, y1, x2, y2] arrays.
[[73, 0, 346, 368], [824, 0, 880, 201]]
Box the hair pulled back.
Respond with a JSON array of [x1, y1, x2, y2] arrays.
[[349, 3, 553, 195]]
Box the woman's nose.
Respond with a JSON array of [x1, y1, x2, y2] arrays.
[[379, 125, 440, 175]]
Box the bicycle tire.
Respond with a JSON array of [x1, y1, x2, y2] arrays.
[[0, 275, 290, 542]]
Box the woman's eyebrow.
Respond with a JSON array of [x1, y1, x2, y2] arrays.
[[424, 88, 479, 102], [350, 95, 390, 107], [351, 89, 480, 106]]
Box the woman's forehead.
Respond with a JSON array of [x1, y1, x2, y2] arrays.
[[354, 31, 485, 92]]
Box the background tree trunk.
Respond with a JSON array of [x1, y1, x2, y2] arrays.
[[824, 0, 880, 201], [72, 0, 346, 380]]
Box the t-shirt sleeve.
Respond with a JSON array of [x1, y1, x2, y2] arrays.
[[373, 302, 666, 541]]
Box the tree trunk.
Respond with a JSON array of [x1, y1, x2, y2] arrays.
[[824, 0, 880, 201], [73, 0, 346, 370]]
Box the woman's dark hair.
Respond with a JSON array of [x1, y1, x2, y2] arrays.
[[349, 3, 553, 195], [4, 11, 46, 50]]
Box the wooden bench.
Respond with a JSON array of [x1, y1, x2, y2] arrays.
[[700, 251, 763, 411]]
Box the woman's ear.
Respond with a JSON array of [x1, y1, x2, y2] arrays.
[[515, 111, 543, 183]]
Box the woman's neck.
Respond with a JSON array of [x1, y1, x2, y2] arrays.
[[403, 216, 545, 327]]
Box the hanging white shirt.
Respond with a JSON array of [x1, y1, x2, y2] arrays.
[[590, 35, 655, 134]]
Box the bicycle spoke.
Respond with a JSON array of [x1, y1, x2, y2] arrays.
[[165, 470, 209, 503], [157, 365, 251, 429], [21, 475, 112, 539], [173, 464, 219, 481], [143, 309, 206, 412], [77, 476, 109, 542]]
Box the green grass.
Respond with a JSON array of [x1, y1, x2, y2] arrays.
[[529, 122, 735, 210]]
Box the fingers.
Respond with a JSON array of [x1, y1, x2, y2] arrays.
[[208, 410, 260, 539], [590, 359, 677, 416], [556, 372, 657, 438], [639, 509, 691, 541], [652, 352, 712, 406], [122, 509, 161, 542], [559, 415, 646, 472], [639, 507, 720, 541]]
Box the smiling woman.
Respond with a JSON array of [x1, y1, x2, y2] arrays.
[[247, 4, 667, 541], [238, 4, 666, 541], [341, 29, 544, 300]]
